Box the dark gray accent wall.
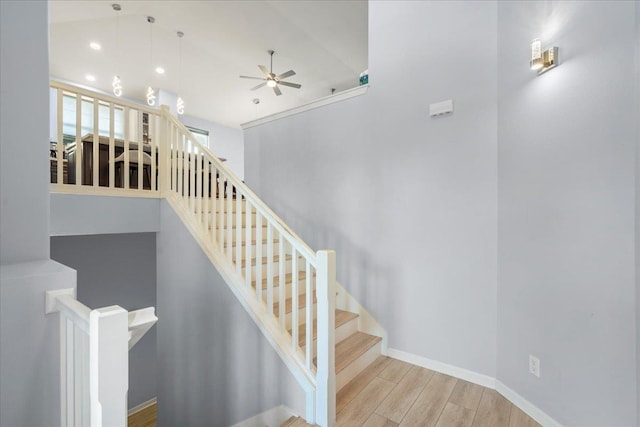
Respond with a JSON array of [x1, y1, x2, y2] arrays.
[[51, 233, 157, 408], [156, 200, 304, 427], [497, 2, 636, 425], [245, 0, 499, 378]]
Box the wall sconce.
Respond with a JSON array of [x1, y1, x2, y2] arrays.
[[530, 39, 558, 75]]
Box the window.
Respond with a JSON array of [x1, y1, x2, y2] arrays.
[[61, 94, 124, 144], [186, 126, 209, 148]]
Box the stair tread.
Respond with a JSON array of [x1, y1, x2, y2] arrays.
[[224, 238, 278, 247], [239, 254, 293, 268], [252, 270, 312, 290], [289, 309, 359, 346], [273, 293, 316, 315], [335, 332, 382, 374], [280, 416, 316, 427]]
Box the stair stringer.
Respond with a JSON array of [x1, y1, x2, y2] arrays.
[[164, 193, 318, 423], [335, 283, 388, 356]]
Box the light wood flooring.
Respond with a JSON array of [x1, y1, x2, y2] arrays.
[[128, 401, 157, 427], [335, 356, 541, 427]]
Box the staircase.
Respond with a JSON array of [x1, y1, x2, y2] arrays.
[[48, 81, 387, 427], [214, 199, 383, 394]]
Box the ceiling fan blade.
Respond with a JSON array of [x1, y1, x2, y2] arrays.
[[276, 70, 296, 80], [240, 75, 265, 80], [277, 81, 301, 89], [273, 85, 282, 96], [250, 82, 267, 91], [258, 65, 270, 78]]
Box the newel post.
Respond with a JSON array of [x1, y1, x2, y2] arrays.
[[89, 306, 128, 427], [316, 250, 336, 427], [159, 105, 171, 196]]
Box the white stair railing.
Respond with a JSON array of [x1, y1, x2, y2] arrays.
[[48, 80, 336, 426], [161, 112, 336, 426], [45, 288, 157, 427]]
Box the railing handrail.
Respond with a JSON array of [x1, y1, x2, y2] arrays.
[[50, 79, 160, 115], [49, 293, 91, 333], [165, 113, 319, 264]]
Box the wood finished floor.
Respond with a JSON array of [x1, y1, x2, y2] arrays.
[[336, 357, 541, 427], [128, 402, 157, 427]]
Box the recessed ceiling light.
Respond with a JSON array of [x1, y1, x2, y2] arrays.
[[85, 74, 96, 82], [89, 42, 101, 50], [155, 67, 165, 74]]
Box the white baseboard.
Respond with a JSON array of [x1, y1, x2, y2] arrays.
[[128, 397, 157, 415], [229, 405, 297, 427], [387, 348, 496, 389], [495, 381, 563, 427], [387, 348, 563, 427]]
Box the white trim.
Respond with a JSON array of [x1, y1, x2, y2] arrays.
[[387, 348, 496, 389], [241, 85, 369, 129], [127, 397, 157, 416], [387, 348, 564, 427], [229, 405, 297, 427], [495, 381, 563, 427], [50, 184, 161, 199]]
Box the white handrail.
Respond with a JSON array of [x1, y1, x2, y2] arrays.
[[46, 288, 157, 427], [166, 114, 318, 263]]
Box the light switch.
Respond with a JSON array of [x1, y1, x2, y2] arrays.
[[429, 99, 453, 118]]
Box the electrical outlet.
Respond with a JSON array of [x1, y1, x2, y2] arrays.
[[529, 355, 540, 378]]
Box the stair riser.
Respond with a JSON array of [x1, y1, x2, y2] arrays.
[[210, 225, 268, 240], [245, 259, 296, 280], [224, 242, 280, 258], [299, 314, 359, 358], [252, 283, 306, 303], [280, 303, 317, 330], [336, 340, 382, 392]]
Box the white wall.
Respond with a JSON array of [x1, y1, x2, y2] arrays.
[[497, 2, 637, 425], [180, 114, 245, 180], [156, 201, 305, 425], [1, 0, 50, 265], [245, 0, 499, 378]]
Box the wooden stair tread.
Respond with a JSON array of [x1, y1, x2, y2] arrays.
[[273, 293, 316, 315], [252, 270, 312, 290], [334, 332, 382, 374], [239, 254, 293, 268], [224, 238, 278, 247], [289, 309, 359, 346], [280, 416, 316, 427]]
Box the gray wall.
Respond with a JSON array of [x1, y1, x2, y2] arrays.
[[0, 2, 74, 426], [51, 233, 158, 408], [156, 201, 304, 426], [633, 4, 640, 427], [245, 0, 499, 378], [50, 194, 161, 236], [0, 0, 50, 265], [497, 2, 636, 426]]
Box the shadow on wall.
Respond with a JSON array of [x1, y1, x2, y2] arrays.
[[266, 197, 399, 340]]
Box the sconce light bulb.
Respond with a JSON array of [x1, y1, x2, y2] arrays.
[[146, 86, 156, 106], [177, 96, 185, 115], [530, 38, 544, 70]]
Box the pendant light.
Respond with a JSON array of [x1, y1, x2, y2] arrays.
[[112, 3, 123, 97], [176, 31, 185, 115], [146, 16, 156, 106]]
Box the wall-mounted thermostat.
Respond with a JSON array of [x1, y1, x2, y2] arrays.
[[429, 99, 453, 118]]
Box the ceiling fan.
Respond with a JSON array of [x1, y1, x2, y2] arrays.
[[240, 50, 301, 96]]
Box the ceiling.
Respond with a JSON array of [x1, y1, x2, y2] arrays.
[[49, 1, 368, 128]]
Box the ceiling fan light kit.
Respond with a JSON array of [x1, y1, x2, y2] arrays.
[[239, 49, 302, 96]]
